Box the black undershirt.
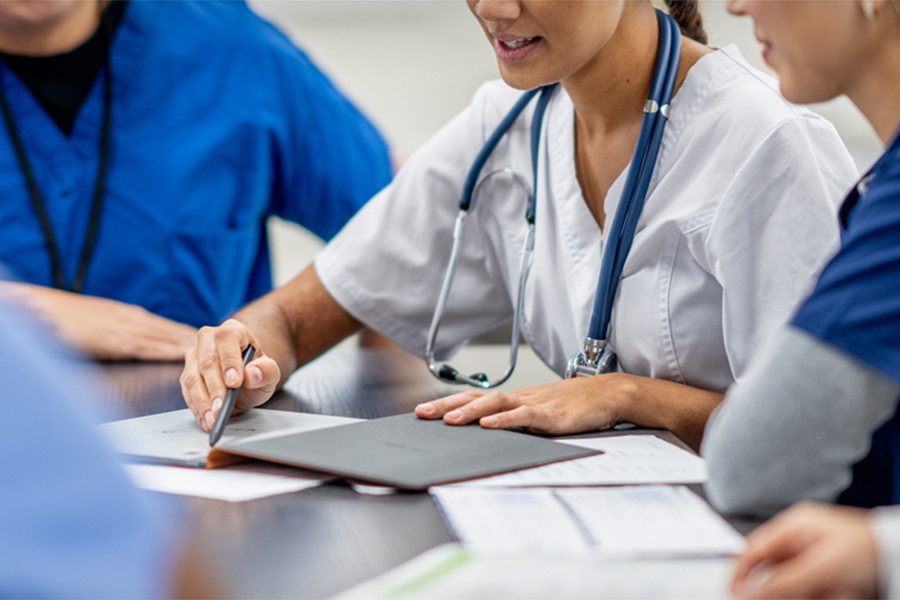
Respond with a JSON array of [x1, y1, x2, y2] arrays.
[[0, 0, 128, 136]]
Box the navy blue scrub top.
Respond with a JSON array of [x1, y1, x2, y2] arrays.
[[793, 127, 900, 507], [0, 1, 392, 328]]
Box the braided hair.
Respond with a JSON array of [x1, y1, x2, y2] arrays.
[[663, 0, 708, 44]]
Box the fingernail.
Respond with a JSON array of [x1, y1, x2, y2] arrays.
[[203, 411, 215, 430], [225, 368, 239, 387], [482, 416, 498, 427], [248, 366, 262, 385], [447, 409, 462, 419], [211, 397, 223, 414], [418, 402, 434, 413]]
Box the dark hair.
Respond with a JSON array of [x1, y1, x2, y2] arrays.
[[663, 0, 708, 45]]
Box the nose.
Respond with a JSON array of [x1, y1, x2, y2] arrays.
[[473, 0, 522, 22], [726, 0, 747, 16]]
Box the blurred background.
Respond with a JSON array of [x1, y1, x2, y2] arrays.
[[249, 0, 882, 388]]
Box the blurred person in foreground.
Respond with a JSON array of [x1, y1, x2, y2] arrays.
[[0, 285, 214, 597]]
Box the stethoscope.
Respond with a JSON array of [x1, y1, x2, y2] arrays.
[[426, 10, 682, 388]]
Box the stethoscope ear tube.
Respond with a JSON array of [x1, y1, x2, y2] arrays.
[[571, 10, 682, 378]]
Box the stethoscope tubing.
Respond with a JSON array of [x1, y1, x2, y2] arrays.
[[427, 10, 681, 387], [588, 11, 682, 341]]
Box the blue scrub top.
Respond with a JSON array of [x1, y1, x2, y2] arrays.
[[793, 128, 900, 507], [0, 1, 392, 328], [0, 295, 174, 597]]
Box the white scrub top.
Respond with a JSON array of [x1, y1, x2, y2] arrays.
[[316, 45, 857, 393]]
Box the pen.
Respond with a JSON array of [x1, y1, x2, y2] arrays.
[[209, 345, 256, 447]]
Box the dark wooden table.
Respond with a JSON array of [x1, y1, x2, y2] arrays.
[[96, 346, 759, 599]]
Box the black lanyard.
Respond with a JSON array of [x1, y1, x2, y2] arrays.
[[0, 64, 112, 294]]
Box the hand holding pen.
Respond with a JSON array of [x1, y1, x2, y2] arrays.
[[181, 319, 283, 436], [209, 345, 255, 446]]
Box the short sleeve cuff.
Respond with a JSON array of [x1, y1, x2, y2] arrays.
[[873, 507, 900, 598]]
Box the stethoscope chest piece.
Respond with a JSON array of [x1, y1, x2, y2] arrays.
[[565, 338, 618, 378]]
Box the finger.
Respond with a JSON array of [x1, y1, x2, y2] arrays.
[[742, 554, 827, 600], [234, 357, 281, 413], [479, 405, 551, 432], [132, 339, 197, 362], [733, 524, 807, 591], [195, 327, 229, 425], [415, 390, 486, 419], [443, 391, 514, 425], [214, 320, 255, 389], [180, 347, 214, 431]]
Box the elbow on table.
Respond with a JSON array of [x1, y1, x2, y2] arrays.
[[704, 455, 784, 519]]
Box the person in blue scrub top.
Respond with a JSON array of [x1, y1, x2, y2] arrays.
[[699, 0, 900, 597], [0, 0, 392, 361], [0, 288, 209, 597]]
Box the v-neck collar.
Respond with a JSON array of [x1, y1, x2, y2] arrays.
[[0, 0, 154, 162]]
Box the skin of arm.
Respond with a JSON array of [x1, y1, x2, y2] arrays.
[[181, 264, 362, 431], [730, 502, 879, 600], [0, 282, 198, 361], [415, 374, 723, 451]]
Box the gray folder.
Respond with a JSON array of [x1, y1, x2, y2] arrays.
[[219, 413, 600, 490]]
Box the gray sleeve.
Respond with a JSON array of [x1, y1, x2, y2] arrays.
[[702, 326, 900, 518]]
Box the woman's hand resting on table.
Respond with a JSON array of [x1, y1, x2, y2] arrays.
[[415, 372, 724, 450], [416, 375, 633, 435], [0, 282, 197, 361], [181, 319, 282, 432]]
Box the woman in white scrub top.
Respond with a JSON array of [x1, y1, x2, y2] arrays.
[[180, 0, 856, 451]]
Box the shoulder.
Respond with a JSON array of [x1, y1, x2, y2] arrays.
[[466, 79, 548, 144], [670, 45, 850, 166], [137, 2, 320, 76]]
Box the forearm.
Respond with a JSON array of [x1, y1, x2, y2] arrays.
[[702, 326, 900, 518], [612, 373, 724, 452], [235, 264, 362, 388]]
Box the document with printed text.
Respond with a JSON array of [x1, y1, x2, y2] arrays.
[[451, 435, 707, 487], [431, 485, 745, 557]]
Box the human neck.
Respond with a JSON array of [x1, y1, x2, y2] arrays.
[[0, 2, 102, 57], [562, 4, 660, 138], [847, 34, 900, 145]]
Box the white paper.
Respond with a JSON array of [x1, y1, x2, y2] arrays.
[[452, 435, 707, 487], [124, 461, 333, 502], [99, 408, 359, 467], [431, 485, 745, 558], [338, 543, 735, 599]]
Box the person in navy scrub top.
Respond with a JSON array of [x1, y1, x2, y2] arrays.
[[0, 0, 392, 361], [700, 1, 900, 597]]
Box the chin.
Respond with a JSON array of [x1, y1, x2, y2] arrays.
[[497, 68, 555, 92], [779, 80, 837, 106]]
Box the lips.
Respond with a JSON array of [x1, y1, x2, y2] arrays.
[[492, 34, 541, 63]]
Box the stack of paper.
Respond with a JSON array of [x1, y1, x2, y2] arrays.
[[124, 461, 333, 502], [99, 408, 361, 501], [431, 485, 745, 557], [452, 435, 707, 487], [338, 544, 734, 599]]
